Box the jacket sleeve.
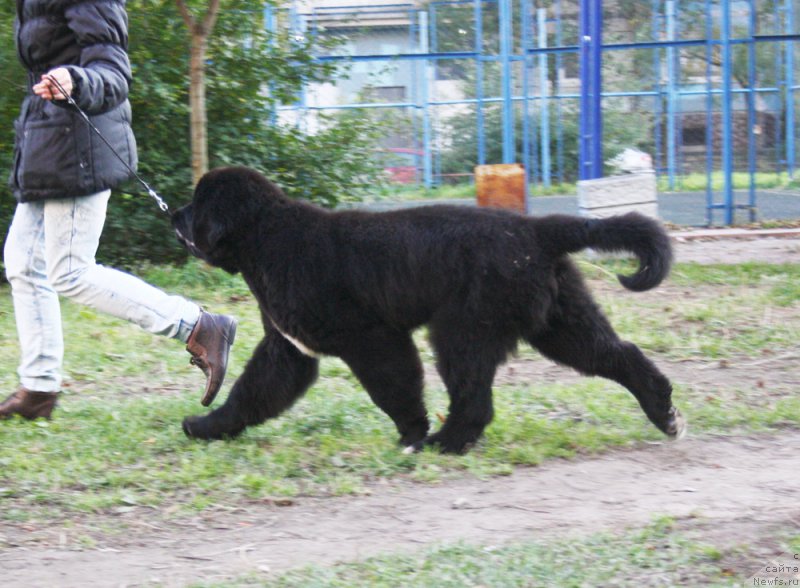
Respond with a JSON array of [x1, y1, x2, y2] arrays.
[[63, 0, 132, 115]]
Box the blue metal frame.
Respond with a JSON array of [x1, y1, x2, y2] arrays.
[[268, 1, 800, 225]]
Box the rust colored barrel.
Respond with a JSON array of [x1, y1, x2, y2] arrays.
[[474, 163, 526, 212]]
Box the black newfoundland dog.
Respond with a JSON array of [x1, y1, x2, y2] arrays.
[[172, 166, 685, 454]]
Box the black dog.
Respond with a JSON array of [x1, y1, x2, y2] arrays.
[[172, 166, 685, 454]]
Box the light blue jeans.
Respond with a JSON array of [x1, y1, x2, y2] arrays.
[[4, 190, 201, 393]]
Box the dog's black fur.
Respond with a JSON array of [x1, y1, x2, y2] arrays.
[[172, 166, 684, 454]]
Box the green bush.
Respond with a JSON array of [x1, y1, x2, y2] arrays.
[[0, 1, 387, 271]]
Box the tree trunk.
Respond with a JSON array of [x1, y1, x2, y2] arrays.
[[175, 0, 221, 185], [189, 35, 208, 184]]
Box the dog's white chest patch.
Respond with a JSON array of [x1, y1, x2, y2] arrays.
[[269, 319, 321, 358]]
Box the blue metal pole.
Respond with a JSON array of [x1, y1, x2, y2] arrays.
[[747, 0, 757, 221], [555, 0, 564, 184], [704, 0, 714, 226], [430, 3, 438, 54], [538, 8, 551, 188], [785, 0, 796, 178], [721, 0, 735, 225], [773, 0, 783, 172], [429, 5, 441, 185], [419, 10, 434, 188], [499, 0, 515, 163], [579, 1, 589, 180], [589, 0, 602, 179], [578, 0, 603, 180], [652, 0, 663, 179], [409, 9, 421, 181], [666, 0, 677, 191], [523, 0, 539, 187], [521, 0, 532, 203], [474, 0, 486, 166]]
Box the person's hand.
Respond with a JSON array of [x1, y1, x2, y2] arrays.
[[32, 68, 73, 101]]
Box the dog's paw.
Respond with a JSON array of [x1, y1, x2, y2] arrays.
[[182, 415, 229, 440], [182, 416, 208, 439], [406, 432, 476, 455], [398, 423, 429, 449], [664, 407, 687, 441], [183, 414, 246, 441]]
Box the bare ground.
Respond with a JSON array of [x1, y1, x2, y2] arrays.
[[2, 433, 798, 587], [671, 230, 800, 264], [1, 235, 798, 587]]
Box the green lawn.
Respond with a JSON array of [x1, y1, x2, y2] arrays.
[[198, 518, 799, 588], [0, 259, 798, 524], [375, 171, 800, 201]]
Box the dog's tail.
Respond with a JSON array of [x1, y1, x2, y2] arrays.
[[535, 212, 673, 292]]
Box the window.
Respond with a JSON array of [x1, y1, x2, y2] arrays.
[[367, 86, 407, 103]]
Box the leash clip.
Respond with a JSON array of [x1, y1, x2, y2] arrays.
[[149, 188, 170, 214]]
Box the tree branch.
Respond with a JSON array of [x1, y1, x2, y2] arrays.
[[176, 0, 221, 38], [201, 0, 222, 38], [174, 0, 195, 30]]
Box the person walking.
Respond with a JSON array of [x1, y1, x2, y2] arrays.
[[1, 0, 236, 420]]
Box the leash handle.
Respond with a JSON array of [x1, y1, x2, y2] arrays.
[[45, 74, 171, 216]]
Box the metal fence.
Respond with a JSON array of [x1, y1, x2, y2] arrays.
[[267, 0, 800, 225]]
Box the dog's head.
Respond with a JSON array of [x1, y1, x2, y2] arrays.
[[172, 166, 288, 273]]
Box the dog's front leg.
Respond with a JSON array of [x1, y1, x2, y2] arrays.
[[183, 330, 319, 440]]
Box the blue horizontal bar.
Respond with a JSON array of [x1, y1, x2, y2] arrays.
[[281, 82, 797, 111], [707, 203, 757, 209], [752, 34, 800, 41], [314, 51, 478, 63], [429, 0, 489, 6], [311, 8, 416, 16], [312, 3, 414, 10], [315, 39, 800, 63]]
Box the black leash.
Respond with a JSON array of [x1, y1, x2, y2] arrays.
[[46, 74, 171, 216]]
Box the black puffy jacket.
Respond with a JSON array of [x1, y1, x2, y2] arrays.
[[9, 0, 137, 202]]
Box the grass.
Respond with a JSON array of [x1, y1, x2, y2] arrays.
[[372, 171, 800, 202], [192, 517, 795, 587], [658, 170, 800, 193], [577, 259, 800, 358], [0, 258, 798, 523], [373, 181, 575, 201]]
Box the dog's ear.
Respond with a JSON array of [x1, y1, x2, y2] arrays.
[[192, 210, 230, 254], [204, 222, 228, 253]]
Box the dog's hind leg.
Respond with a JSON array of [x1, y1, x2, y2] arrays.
[[338, 326, 430, 448], [182, 329, 319, 440], [527, 268, 685, 439], [415, 318, 514, 454]]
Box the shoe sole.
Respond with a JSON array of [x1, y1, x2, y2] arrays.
[[200, 317, 238, 407]]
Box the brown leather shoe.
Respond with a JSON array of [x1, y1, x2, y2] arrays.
[[0, 388, 60, 420], [186, 310, 237, 407]]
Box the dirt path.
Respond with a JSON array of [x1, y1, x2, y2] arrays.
[[671, 230, 800, 264], [2, 432, 798, 587], [1, 234, 798, 587]]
